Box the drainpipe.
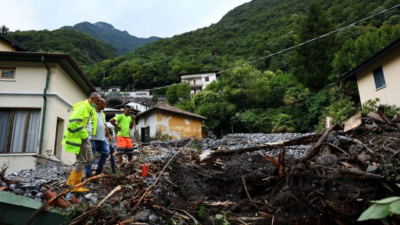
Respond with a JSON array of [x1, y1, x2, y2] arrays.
[[39, 56, 50, 155]]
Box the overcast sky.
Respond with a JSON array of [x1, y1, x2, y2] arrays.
[[2, 0, 251, 38]]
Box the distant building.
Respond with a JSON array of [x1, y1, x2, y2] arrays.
[[135, 103, 206, 142], [339, 36, 400, 106], [130, 90, 151, 97], [113, 100, 149, 112], [107, 86, 121, 93], [179, 71, 218, 95], [0, 34, 96, 173]]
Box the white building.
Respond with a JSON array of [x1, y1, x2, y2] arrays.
[[113, 100, 150, 112], [179, 71, 218, 95], [130, 90, 151, 97], [0, 34, 96, 173], [107, 86, 121, 93]]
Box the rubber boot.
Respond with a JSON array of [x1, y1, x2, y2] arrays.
[[66, 171, 89, 192], [95, 169, 102, 176]]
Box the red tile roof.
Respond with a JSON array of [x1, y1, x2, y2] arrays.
[[136, 103, 206, 120]]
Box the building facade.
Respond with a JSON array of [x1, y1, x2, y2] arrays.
[[340, 37, 400, 107], [179, 71, 218, 95], [135, 103, 205, 142], [0, 36, 96, 173]]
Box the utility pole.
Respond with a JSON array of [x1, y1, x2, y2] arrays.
[[102, 71, 105, 89]]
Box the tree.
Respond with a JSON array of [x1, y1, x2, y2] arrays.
[[177, 82, 191, 100], [166, 85, 178, 105], [292, 3, 335, 91], [1, 25, 9, 34]]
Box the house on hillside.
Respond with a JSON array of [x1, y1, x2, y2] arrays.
[[0, 34, 97, 174], [135, 103, 206, 142], [179, 71, 218, 95], [112, 100, 147, 113], [339, 37, 400, 106]]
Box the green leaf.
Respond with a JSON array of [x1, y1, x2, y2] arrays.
[[396, 184, 400, 188], [215, 214, 223, 220], [389, 200, 400, 214], [358, 204, 391, 221], [371, 197, 400, 204], [198, 205, 205, 217]]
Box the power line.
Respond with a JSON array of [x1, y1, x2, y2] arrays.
[[89, 3, 400, 90], [216, 3, 400, 74]]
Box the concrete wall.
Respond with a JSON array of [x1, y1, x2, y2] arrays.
[[0, 61, 89, 172], [156, 110, 202, 140], [356, 46, 400, 106], [0, 39, 15, 51]]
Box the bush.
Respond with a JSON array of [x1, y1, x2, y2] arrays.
[[361, 98, 400, 117], [316, 96, 358, 131]]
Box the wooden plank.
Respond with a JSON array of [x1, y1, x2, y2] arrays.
[[344, 113, 362, 132]]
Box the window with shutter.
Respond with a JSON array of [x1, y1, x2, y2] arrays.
[[373, 67, 386, 90]]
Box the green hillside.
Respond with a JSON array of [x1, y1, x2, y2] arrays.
[[84, 0, 400, 90], [84, 0, 400, 133], [9, 29, 119, 66], [62, 22, 158, 55]]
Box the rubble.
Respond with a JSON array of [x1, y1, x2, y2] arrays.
[[1, 112, 400, 224]]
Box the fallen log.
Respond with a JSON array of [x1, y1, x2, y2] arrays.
[[202, 200, 237, 207], [298, 124, 339, 163], [201, 133, 322, 163], [228, 217, 270, 223]]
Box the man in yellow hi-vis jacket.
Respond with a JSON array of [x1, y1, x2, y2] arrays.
[[62, 92, 101, 192]]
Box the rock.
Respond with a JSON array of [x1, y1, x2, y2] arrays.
[[21, 181, 42, 191], [328, 135, 337, 143], [136, 210, 150, 222], [366, 166, 378, 173], [90, 196, 98, 202], [295, 163, 305, 171], [36, 192, 43, 198], [248, 158, 253, 162], [315, 154, 338, 167], [84, 193, 93, 199], [282, 185, 290, 191], [14, 189, 24, 195]]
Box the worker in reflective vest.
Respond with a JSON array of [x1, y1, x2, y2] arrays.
[[84, 98, 113, 178], [62, 92, 101, 192]]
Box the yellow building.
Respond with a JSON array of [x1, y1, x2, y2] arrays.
[[0, 34, 96, 173], [340, 37, 400, 106], [135, 103, 206, 142]]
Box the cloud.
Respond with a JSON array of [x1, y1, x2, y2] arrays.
[[1, 0, 251, 37]]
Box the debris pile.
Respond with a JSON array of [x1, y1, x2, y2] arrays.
[[2, 111, 400, 224]]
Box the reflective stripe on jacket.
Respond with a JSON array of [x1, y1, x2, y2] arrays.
[[62, 100, 94, 154], [91, 111, 106, 136]]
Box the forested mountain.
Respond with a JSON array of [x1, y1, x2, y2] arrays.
[[9, 29, 119, 66], [62, 22, 159, 55], [84, 0, 400, 90], [83, 0, 400, 134]]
